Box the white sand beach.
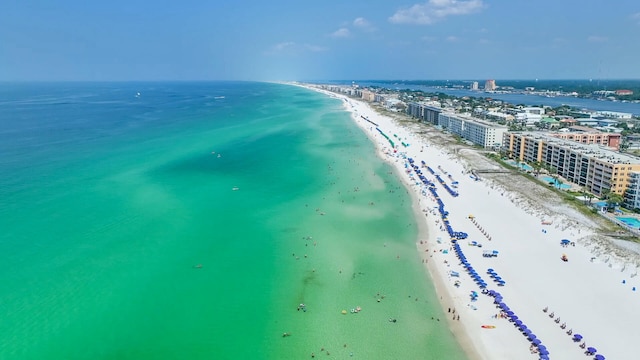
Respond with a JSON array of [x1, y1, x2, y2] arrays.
[[303, 84, 640, 360]]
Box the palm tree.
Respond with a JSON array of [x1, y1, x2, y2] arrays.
[[532, 161, 543, 176], [603, 189, 624, 212]]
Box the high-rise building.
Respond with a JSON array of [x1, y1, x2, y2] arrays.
[[471, 81, 479, 90], [484, 79, 496, 91], [503, 132, 640, 196]]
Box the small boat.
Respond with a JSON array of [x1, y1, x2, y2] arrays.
[[232, 187, 240, 191]]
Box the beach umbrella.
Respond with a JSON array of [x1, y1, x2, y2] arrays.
[[594, 355, 605, 360], [539, 355, 549, 360], [573, 334, 583, 341], [510, 315, 519, 321], [538, 348, 549, 355], [514, 320, 523, 326], [532, 339, 541, 345], [506, 311, 514, 316], [538, 345, 547, 352], [528, 334, 537, 341], [561, 239, 570, 244], [587, 347, 597, 354], [522, 328, 531, 334]]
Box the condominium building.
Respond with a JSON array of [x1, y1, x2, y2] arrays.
[[550, 130, 621, 150], [623, 172, 640, 210], [361, 90, 375, 102], [503, 132, 640, 196], [484, 79, 496, 91], [471, 81, 479, 90], [438, 113, 507, 148], [406, 102, 442, 125]]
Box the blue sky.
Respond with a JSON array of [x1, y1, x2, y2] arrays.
[[2, 0, 640, 81]]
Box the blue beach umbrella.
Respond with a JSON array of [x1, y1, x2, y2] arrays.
[[522, 327, 531, 334], [539, 355, 549, 360], [587, 347, 597, 354], [506, 311, 514, 316], [528, 334, 537, 341], [514, 320, 523, 326], [538, 348, 549, 355], [594, 355, 605, 360], [573, 334, 583, 341], [532, 338, 541, 345]]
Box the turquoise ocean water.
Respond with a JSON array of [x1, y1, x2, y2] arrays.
[[0, 82, 466, 359]]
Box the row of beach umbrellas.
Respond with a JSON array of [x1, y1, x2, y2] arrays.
[[406, 156, 610, 360], [405, 158, 547, 359], [487, 269, 506, 286]]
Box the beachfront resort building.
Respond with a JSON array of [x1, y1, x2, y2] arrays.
[[406, 102, 442, 125], [484, 80, 496, 91], [503, 132, 640, 196], [438, 113, 508, 148], [549, 127, 622, 150], [623, 172, 640, 210]]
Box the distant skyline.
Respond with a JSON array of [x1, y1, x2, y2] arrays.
[[2, 0, 640, 81]]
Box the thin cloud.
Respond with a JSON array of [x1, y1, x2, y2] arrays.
[[422, 35, 437, 42], [353, 17, 376, 32], [389, 0, 485, 25], [587, 35, 608, 43], [304, 44, 328, 52], [330, 28, 351, 38], [272, 42, 295, 52], [265, 42, 328, 55], [632, 12, 640, 23], [446, 35, 459, 42]]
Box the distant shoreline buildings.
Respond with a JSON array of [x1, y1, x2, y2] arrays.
[[313, 83, 640, 206]]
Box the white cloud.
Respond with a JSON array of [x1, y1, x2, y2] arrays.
[[632, 12, 640, 23], [422, 35, 437, 42], [330, 28, 351, 38], [446, 35, 459, 42], [587, 35, 608, 43], [389, 0, 485, 25], [477, 38, 489, 44], [353, 17, 376, 32]]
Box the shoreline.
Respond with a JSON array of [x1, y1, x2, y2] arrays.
[[296, 82, 640, 360], [302, 84, 483, 359]]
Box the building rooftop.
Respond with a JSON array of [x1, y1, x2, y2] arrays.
[[512, 132, 640, 165], [442, 111, 508, 129]]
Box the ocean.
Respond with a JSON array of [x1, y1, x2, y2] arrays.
[[0, 82, 466, 359]]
